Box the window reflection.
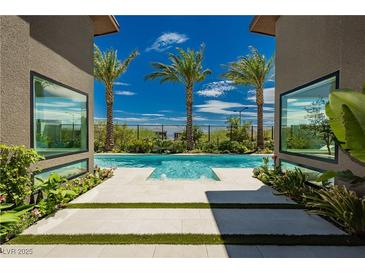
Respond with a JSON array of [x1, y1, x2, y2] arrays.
[[280, 75, 337, 160], [35, 160, 88, 181], [33, 75, 88, 157]]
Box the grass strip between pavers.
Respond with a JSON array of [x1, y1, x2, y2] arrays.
[[7, 234, 365, 246], [65, 203, 305, 209]]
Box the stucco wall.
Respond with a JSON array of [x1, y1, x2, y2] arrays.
[[0, 16, 94, 172], [275, 16, 365, 177]]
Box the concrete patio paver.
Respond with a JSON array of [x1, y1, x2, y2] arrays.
[[2, 244, 365, 258], [22, 208, 345, 235], [7, 167, 365, 258], [70, 168, 294, 204]]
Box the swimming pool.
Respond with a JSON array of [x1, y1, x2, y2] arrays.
[[95, 154, 270, 181]]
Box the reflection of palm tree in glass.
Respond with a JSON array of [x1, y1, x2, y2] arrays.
[[305, 98, 334, 155]]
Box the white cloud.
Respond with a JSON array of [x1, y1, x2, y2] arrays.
[[247, 87, 275, 104], [114, 82, 130, 86], [197, 81, 236, 97], [114, 117, 148, 122], [195, 100, 256, 115], [290, 101, 310, 107], [36, 102, 78, 108], [141, 113, 165, 117], [166, 115, 208, 122], [115, 91, 136, 96], [146, 32, 189, 52]]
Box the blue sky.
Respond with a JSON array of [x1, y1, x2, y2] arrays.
[[94, 16, 275, 126]]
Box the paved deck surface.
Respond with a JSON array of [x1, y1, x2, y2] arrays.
[[23, 208, 344, 235], [71, 168, 295, 204], [2, 244, 365, 258], [5, 167, 365, 257]]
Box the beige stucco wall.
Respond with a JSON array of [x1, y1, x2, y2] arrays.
[[0, 16, 94, 172], [275, 16, 365, 177]]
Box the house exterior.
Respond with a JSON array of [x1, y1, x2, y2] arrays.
[[0, 16, 119, 179], [250, 16, 365, 178]]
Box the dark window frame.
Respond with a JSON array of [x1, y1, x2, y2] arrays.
[[279, 71, 340, 164], [34, 158, 89, 181], [30, 71, 89, 160]]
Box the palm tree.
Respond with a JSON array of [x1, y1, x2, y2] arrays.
[[145, 45, 211, 150], [222, 47, 273, 149], [93, 44, 139, 151]]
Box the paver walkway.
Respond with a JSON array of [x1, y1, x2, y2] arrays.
[[71, 168, 295, 204], [23, 208, 344, 235], [3, 244, 365, 258], [4, 167, 365, 258]]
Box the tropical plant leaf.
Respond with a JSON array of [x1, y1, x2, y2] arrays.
[[316, 170, 337, 182], [326, 89, 365, 163], [0, 212, 20, 223], [305, 185, 365, 235], [0, 203, 14, 210], [326, 102, 346, 145]]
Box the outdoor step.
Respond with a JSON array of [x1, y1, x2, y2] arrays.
[[22, 208, 345, 235]]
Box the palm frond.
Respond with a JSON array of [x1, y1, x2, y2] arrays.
[[145, 45, 211, 87], [222, 46, 274, 90]]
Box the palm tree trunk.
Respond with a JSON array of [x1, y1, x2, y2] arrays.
[[186, 84, 194, 150], [256, 88, 264, 149], [105, 87, 114, 151]]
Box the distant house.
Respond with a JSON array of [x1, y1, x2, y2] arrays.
[[174, 132, 182, 140], [155, 131, 167, 139], [0, 16, 119, 179], [250, 16, 365, 177]]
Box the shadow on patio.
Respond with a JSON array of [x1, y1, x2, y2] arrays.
[[205, 188, 346, 258]]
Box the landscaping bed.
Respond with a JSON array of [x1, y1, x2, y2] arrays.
[[253, 157, 365, 237], [0, 145, 114, 243]]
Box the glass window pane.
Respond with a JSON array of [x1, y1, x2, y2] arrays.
[[280, 75, 337, 160], [280, 160, 322, 183], [35, 160, 88, 181], [33, 75, 88, 158]]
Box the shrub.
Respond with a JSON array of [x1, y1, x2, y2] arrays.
[[181, 126, 204, 146], [34, 173, 77, 215], [264, 139, 274, 150], [272, 168, 311, 201], [0, 145, 43, 205], [305, 185, 365, 236], [153, 139, 174, 153], [127, 138, 154, 153], [198, 142, 219, 153], [226, 118, 251, 142], [0, 203, 34, 240], [170, 141, 186, 153], [253, 157, 281, 185], [217, 140, 247, 154]]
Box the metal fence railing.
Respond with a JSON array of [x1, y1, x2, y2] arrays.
[[94, 123, 274, 143]]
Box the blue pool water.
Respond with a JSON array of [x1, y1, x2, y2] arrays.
[[95, 154, 269, 181]]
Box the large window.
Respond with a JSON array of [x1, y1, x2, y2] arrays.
[[32, 73, 88, 158], [280, 160, 323, 184], [35, 159, 88, 181], [280, 72, 338, 161]]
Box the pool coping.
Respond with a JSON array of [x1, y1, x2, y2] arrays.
[[95, 153, 273, 156]]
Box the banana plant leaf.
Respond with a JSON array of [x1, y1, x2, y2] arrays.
[[326, 88, 365, 163]]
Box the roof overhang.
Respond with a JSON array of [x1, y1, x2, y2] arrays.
[[249, 16, 279, 36], [90, 16, 120, 36]]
